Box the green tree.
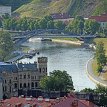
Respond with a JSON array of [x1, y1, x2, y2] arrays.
[[66, 16, 84, 34], [95, 42, 106, 67], [47, 20, 54, 29], [0, 31, 13, 61], [84, 19, 100, 35], [54, 21, 65, 30], [40, 70, 74, 91]]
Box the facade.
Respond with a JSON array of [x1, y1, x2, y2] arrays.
[[0, 94, 98, 107], [0, 6, 11, 16], [89, 13, 107, 29], [0, 78, 3, 99], [0, 57, 47, 98]]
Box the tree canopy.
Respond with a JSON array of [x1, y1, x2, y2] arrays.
[[39, 70, 74, 92], [0, 31, 13, 61], [95, 42, 107, 73]]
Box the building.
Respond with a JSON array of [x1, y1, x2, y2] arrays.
[[0, 93, 99, 107], [0, 6, 11, 16], [0, 57, 47, 98], [89, 13, 107, 29], [0, 77, 3, 100], [51, 13, 71, 20]]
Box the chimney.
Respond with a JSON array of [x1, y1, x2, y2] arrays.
[[71, 100, 78, 107]]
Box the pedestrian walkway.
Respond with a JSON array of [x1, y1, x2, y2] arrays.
[[86, 57, 107, 87]]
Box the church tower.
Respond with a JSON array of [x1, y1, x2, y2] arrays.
[[37, 57, 48, 74]]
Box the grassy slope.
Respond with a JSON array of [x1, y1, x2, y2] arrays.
[[15, 0, 107, 18], [93, 0, 107, 16], [15, 0, 71, 18]]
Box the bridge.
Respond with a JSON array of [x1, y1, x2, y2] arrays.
[[12, 29, 97, 45]]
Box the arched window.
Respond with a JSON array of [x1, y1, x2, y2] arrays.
[[23, 83, 26, 88], [31, 82, 34, 88]]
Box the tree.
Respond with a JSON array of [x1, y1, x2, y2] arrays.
[[40, 70, 74, 92], [84, 19, 100, 35], [54, 21, 65, 30], [0, 31, 13, 61], [66, 16, 84, 35], [95, 42, 106, 66], [47, 20, 54, 29]]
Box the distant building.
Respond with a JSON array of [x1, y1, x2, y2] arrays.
[[0, 94, 99, 107], [0, 6, 11, 16], [51, 13, 71, 20], [0, 57, 47, 98], [89, 13, 107, 29]]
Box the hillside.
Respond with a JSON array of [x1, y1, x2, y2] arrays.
[[14, 0, 107, 18]]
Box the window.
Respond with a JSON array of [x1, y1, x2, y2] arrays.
[[15, 77, 17, 80], [10, 86, 11, 93], [5, 80, 6, 84], [20, 83, 22, 88], [35, 82, 38, 87], [46, 67, 47, 72], [14, 83, 17, 88], [24, 74, 26, 79], [31, 82, 34, 88], [39, 68, 41, 73], [43, 68, 45, 72], [28, 74, 30, 79], [23, 83, 26, 88], [20, 74, 22, 79]]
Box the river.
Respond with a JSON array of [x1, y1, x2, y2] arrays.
[[20, 37, 96, 91]]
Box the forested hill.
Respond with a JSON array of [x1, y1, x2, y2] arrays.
[[1, 0, 107, 18]]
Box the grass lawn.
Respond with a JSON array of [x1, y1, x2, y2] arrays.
[[92, 58, 99, 76], [92, 38, 107, 76]]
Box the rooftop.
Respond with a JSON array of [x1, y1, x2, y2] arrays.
[[0, 62, 37, 73], [0, 94, 98, 107], [89, 13, 107, 22]]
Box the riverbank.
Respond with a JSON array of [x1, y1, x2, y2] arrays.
[[52, 39, 84, 45], [86, 57, 107, 87], [86, 38, 107, 87]]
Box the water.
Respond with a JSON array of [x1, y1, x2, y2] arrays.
[[20, 38, 96, 91]]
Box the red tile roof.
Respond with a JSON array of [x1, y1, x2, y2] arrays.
[[89, 15, 107, 22], [0, 94, 98, 107]]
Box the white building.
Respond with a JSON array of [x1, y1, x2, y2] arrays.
[[0, 6, 11, 16], [89, 14, 107, 29]]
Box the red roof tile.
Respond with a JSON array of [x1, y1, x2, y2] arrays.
[[0, 94, 98, 107], [89, 16, 107, 22]]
